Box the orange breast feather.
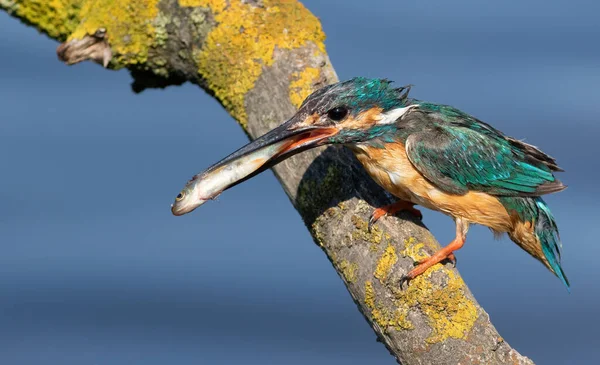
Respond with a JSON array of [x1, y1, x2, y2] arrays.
[[350, 142, 512, 233]]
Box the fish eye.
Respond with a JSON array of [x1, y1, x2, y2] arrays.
[[176, 191, 185, 201], [327, 107, 348, 122]]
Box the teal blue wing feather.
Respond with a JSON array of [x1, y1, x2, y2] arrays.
[[500, 197, 570, 290], [404, 106, 565, 197]]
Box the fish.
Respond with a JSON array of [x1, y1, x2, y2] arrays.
[[170, 117, 338, 216]]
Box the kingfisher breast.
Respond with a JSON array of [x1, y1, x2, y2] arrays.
[[349, 142, 512, 232], [349, 142, 435, 208]]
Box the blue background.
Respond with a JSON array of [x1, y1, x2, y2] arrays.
[[1, 1, 598, 363]]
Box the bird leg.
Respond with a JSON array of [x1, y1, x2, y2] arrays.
[[400, 218, 469, 288], [368, 200, 422, 232], [414, 253, 457, 267], [447, 253, 458, 267]]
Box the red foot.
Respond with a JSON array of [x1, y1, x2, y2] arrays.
[[414, 253, 457, 267], [400, 238, 465, 289], [368, 200, 422, 232]]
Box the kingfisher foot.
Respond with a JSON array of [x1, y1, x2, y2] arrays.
[[413, 253, 456, 267], [368, 200, 422, 232], [400, 246, 462, 289], [400, 218, 468, 289]]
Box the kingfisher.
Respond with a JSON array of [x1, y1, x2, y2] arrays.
[[172, 77, 569, 290]]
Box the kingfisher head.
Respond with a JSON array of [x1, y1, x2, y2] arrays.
[[172, 77, 414, 216], [286, 77, 414, 144]]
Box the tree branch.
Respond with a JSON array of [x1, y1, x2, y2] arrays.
[[2, 1, 535, 363]]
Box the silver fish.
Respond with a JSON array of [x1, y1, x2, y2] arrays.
[[171, 117, 338, 216]]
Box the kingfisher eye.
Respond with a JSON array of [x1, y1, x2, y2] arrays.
[[327, 107, 348, 122], [176, 191, 186, 201]]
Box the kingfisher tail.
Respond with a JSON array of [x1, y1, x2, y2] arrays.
[[501, 197, 570, 291]]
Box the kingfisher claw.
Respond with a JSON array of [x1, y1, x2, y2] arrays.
[[367, 215, 379, 233], [399, 274, 412, 290], [447, 253, 457, 268], [368, 200, 422, 233]]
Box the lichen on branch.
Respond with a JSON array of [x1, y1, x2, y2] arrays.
[[2, 0, 83, 40], [182, 0, 326, 127]]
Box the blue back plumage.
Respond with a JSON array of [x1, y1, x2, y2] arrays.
[[402, 103, 566, 197]]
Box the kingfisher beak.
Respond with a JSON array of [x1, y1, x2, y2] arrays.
[[213, 117, 338, 175], [171, 115, 338, 215]]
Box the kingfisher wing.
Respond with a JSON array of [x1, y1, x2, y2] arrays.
[[404, 106, 565, 197]]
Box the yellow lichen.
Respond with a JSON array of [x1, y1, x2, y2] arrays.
[[324, 206, 344, 220], [180, 0, 326, 128], [68, 0, 159, 65], [351, 215, 385, 245], [374, 243, 398, 284], [289, 67, 321, 108], [365, 281, 413, 330], [396, 237, 478, 343], [311, 220, 325, 247], [365, 281, 376, 308], [405, 270, 478, 343], [350, 213, 391, 252], [153, 12, 170, 47], [10, 0, 84, 40], [362, 237, 478, 341], [401, 237, 437, 263], [339, 260, 358, 283]]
